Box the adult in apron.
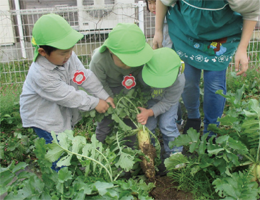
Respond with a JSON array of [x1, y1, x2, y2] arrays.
[[153, 0, 259, 137]]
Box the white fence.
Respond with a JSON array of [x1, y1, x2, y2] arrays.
[[0, 1, 259, 84]]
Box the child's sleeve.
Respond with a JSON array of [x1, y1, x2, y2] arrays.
[[80, 69, 109, 100], [31, 67, 103, 112], [228, 0, 260, 21], [89, 52, 115, 97], [89, 62, 114, 97], [151, 73, 185, 118], [73, 54, 110, 100]]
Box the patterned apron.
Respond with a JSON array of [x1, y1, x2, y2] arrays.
[[166, 0, 243, 71]]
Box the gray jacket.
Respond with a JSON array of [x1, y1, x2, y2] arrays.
[[20, 52, 109, 133], [139, 72, 185, 118]]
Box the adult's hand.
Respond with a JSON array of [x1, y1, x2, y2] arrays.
[[234, 47, 248, 76], [234, 20, 257, 76], [152, 31, 163, 49]]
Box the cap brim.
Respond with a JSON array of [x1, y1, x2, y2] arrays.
[[33, 30, 83, 62], [142, 65, 179, 88], [112, 43, 153, 67], [48, 29, 83, 50]]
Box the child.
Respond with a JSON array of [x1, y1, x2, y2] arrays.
[[89, 23, 154, 145], [145, 0, 172, 48], [153, 0, 259, 137], [20, 14, 114, 171], [137, 47, 185, 160], [146, 0, 183, 129]]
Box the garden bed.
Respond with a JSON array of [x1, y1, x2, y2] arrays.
[[150, 176, 193, 200]]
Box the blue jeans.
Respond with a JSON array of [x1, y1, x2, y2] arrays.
[[181, 63, 226, 137], [33, 127, 62, 172], [145, 100, 183, 159]]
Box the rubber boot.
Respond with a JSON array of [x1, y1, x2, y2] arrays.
[[183, 118, 201, 134]]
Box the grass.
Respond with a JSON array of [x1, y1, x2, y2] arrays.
[[226, 65, 260, 98], [247, 40, 260, 64], [0, 84, 23, 119], [167, 164, 219, 199], [0, 60, 31, 85]]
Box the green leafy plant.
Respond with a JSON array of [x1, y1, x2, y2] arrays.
[[213, 171, 259, 200], [166, 159, 218, 200], [83, 87, 162, 181], [166, 85, 260, 199], [45, 130, 139, 182], [0, 84, 37, 166], [0, 134, 155, 199], [0, 84, 23, 132], [0, 130, 36, 166]]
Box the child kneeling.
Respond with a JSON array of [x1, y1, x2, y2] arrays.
[[137, 47, 185, 159]]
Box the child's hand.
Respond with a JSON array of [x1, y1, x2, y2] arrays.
[[106, 97, 115, 108], [137, 107, 154, 125], [95, 99, 109, 113]]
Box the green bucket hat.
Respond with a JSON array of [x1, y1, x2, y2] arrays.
[[142, 47, 181, 88], [99, 23, 153, 67], [31, 14, 83, 61]]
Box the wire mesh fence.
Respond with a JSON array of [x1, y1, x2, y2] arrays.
[[0, 1, 259, 85]]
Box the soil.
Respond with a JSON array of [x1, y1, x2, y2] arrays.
[[149, 176, 194, 200]]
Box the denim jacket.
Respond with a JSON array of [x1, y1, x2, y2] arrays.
[[20, 52, 109, 134]]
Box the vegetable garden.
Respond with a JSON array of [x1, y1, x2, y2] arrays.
[[1, 45, 260, 199]]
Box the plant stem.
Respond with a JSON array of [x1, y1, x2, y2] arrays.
[[94, 148, 113, 176], [145, 126, 161, 153], [117, 97, 140, 115], [115, 131, 123, 180], [239, 161, 253, 167], [114, 170, 123, 181], [116, 97, 139, 128], [256, 120, 260, 164]]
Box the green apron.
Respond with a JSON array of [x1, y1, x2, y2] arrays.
[[166, 0, 243, 71]]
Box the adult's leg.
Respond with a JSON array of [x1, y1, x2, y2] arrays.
[[203, 69, 226, 137], [181, 63, 202, 134]]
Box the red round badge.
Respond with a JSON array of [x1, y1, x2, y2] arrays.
[[73, 71, 86, 85], [122, 74, 136, 89]]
